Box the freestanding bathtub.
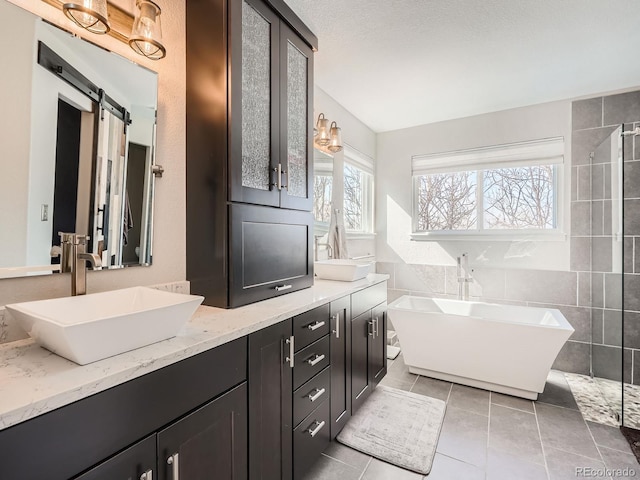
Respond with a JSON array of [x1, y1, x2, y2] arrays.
[[388, 295, 574, 400]]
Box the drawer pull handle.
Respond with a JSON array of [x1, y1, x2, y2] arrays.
[[140, 470, 153, 480], [307, 420, 326, 437], [167, 453, 179, 480], [285, 336, 295, 368], [308, 387, 326, 402], [275, 284, 292, 292], [307, 320, 326, 331], [307, 354, 325, 366]]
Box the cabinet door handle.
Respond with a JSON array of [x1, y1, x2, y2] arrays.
[[273, 163, 282, 191], [167, 453, 179, 480], [374, 317, 379, 338], [275, 284, 292, 292], [307, 320, 325, 331], [368, 319, 374, 337], [307, 420, 326, 437], [332, 313, 340, 339], [306, 354, 325, 366], [140, 470, 153, 480], [308, 387, 326, 402], [285, 336, 295, 368]]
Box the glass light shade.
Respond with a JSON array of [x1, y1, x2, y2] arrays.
[[129, 0, 166, 60], [327, 122, 343, 153], [63, 0, 110, 34], [315, 113, 331, 147]]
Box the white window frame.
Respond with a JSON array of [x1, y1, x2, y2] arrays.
[[344, 146, 375, 236], [410, 137, 566, 241]]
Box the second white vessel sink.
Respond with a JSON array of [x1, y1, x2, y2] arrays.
[[5, 287, 204, 365], [314, 259, 374, 282]]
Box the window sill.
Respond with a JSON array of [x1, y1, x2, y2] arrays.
[[410, 231, 567, 242], [346, 232, 376, 240]]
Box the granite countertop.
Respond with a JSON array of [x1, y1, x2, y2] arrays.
[[0, 274, 388, 432]]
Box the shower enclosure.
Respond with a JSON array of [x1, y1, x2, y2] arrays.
[[587, 123, 640, 430]]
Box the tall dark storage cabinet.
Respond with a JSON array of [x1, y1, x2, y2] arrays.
[[186, 0, 318, 308]]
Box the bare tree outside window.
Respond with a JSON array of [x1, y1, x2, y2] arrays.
[[483, 166, 554, 229], [344, 163, 363, 230], [313, 174, 332, 223], [416, 171, 477, 230]]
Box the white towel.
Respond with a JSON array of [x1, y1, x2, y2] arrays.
[[328, 208, 349, 259]]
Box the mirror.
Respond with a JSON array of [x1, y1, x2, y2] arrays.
[[312, 148, 333, 236], [0, 0, 158, 279]]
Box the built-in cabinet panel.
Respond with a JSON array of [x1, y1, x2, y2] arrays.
[[186, 0, 316, 307], [351, 309, 372, 412], [74, 435, 156, 480], [229, 204, 313, 307], [370, 303, 387, 386], [329, 296, 351, 439], [158, 383, 247, 480], [248, 319, 293, 480]]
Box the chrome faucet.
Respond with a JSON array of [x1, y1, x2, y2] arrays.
[[59, 233, 102, 296], [314, 235, 333, 262], [457, 253, 473, 301]]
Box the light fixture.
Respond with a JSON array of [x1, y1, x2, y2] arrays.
[[129, 0, 166, 60], [315, 113, 331, 147], [327, 121, 343, 153], [63, 0, 110, 34]]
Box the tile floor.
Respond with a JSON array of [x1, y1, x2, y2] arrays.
[[303, 354, 639, 480]]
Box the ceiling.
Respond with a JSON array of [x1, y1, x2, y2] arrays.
[[284, 0, 640, 133]]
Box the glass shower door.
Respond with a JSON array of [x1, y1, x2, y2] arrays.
[[590, 126, 624, 425]]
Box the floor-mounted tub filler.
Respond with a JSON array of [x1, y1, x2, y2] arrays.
[[388, 296, 574, 400]]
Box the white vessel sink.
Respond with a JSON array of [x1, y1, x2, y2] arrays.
[[5, 287, 204, 365], [314, 259, 373, 282]]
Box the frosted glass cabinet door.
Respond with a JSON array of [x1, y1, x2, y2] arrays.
[[230, 0, 280, 207], [280, 23, 313, 211]]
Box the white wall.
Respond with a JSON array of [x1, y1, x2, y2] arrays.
[[0, 0, 185, 305], [314, 86, 377, 258], [0, 1, 34, 267], [376, 100, 573, 271]]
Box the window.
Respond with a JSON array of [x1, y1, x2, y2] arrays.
[[412, 138, 563, 236], [343, 148, 374, 234], [313, 173, 332, 225]]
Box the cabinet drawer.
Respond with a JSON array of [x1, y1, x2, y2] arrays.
[[293, 367, 330, 428], [294, 336, 330, 390], [293, 304, 330, 351], [229, 204, 313, 308], [351, 281, 387, 319], [293, 399, 330, 480]]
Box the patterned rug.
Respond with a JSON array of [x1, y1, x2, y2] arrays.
[[337, 385, 446, 474]]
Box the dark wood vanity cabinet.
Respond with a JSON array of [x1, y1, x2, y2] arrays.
[[186, 0, 318, 308], [248, 319, 293, 480], [351, 284, 388, 414], [329, 296, 352, 439], [0, 339, 248, 480]]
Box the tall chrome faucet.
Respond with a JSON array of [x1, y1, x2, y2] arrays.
[[314, 235, 333, 262], [59, 233, 102, 296], [457, 253, 473, 301]]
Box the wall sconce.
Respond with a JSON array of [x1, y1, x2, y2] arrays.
[[44, 0, 167, 60], [314, 113, 343, 153], [63, 0, 110, 34], [129, 0, 166, 60]]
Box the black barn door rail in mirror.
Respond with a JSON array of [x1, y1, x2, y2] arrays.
[[0, 0, 159, 279]]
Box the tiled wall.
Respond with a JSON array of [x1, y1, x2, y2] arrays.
[[378, 88, 640, 383], [571, 91, 640, 384]]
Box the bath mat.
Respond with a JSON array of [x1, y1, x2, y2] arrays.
[[337, 385, 446, 474]]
